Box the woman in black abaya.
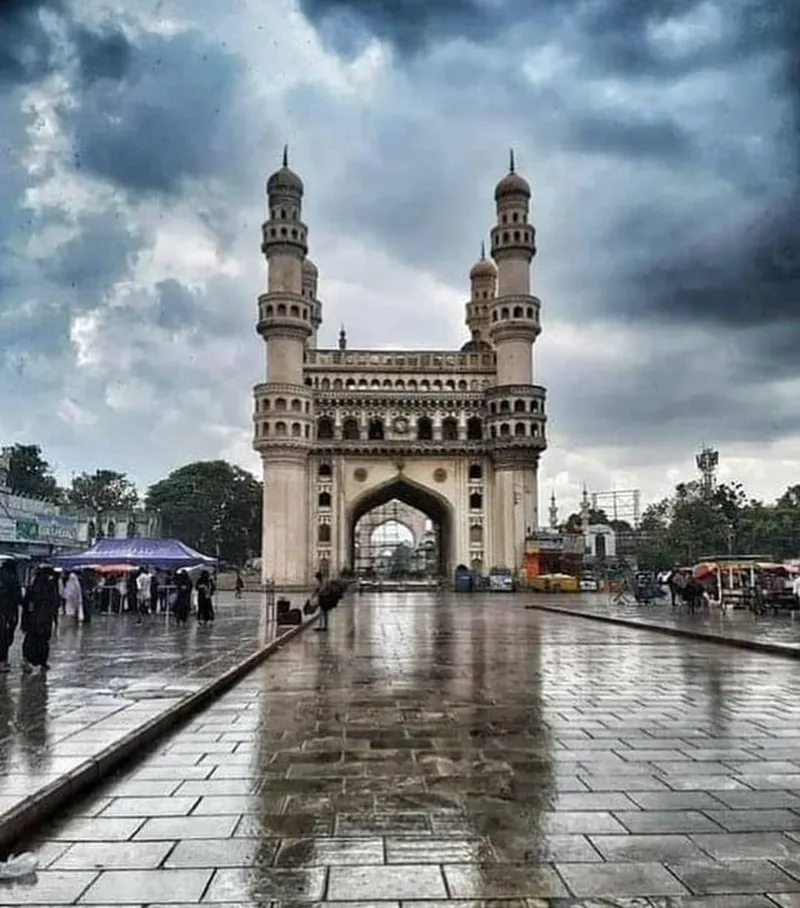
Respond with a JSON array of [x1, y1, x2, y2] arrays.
[[196, 570, 215, 626], [0, 559, 22, 672], [21, 566, 59, 673]]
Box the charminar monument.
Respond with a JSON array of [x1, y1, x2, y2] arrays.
[[253, 149, 547, 587]]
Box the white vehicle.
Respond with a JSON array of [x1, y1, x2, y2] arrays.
[[580, 576, 599, 592]]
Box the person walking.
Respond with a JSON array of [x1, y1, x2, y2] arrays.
[[173, 569, 192, 625], [234, 570, 244, 599], [63, 570, 84, 623], [314, 573, 348, 632], [135, 568, 151, 624], [21, 566, 59, 673], [0, 560, 23, 672], [196, 570, 215, 625]]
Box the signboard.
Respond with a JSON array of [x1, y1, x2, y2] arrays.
[[0, 514, 80, 545], [526, 532, 585, 556]]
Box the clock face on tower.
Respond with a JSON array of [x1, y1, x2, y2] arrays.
[[393, 416, 409, 435]]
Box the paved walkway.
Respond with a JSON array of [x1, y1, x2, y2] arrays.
[[12, 590, 800, 906], [0, 592, 286, 833], [532, 593, 800, 654]]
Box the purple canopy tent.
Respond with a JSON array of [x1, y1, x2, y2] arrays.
[[51, 538, 217, 570]]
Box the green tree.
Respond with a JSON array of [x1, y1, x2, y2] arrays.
[[5, 444, 61, 502], [68, 470, 139, 513], [563, 507, 609, 532], [145, 461, 262, 566]]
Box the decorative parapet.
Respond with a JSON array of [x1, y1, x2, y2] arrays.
[[304, 348, 497, 373]]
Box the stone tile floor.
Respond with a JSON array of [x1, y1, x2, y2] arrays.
[[9, 590, 800, 906], [0, 592, 281, 824], [536, 593, 800, 652]]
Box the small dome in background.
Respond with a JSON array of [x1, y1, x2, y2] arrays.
[[470, 257, 497, 281], [469, 240, 497, 280], [461, 337, 492, 352], [302, 258, 318, 276]]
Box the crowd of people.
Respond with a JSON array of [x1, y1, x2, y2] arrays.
[[0, 560, 220, 675]]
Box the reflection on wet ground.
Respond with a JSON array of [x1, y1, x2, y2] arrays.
[[12, 591, 800, 905], [0, 593, 273, 823], [543, 594, 800, 652]]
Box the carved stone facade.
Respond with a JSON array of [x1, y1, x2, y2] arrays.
[[254, 150, 547, 586]]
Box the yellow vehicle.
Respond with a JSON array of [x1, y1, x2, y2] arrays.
[[530, 572, 579, 593]]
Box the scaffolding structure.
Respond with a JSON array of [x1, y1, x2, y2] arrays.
[[353, 498, 438, 577], [589, 488, 641, 528]]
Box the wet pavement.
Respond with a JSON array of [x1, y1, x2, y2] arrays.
[[9, 589, 800, 906], [533, 594, 800, 653], [0, 593, 281, 832]]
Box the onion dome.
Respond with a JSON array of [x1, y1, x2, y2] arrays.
[[461, 336, 492, 352], [266, 146, 303, 196], [494, 148, 530, 201], [302, 257, 318, 277], [470, 241, 497, 280]]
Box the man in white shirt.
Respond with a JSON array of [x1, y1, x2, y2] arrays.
[[792, 573, 800, 610], [135, 569, 151, 623]]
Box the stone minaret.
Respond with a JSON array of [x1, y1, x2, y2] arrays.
[[549, 489, 558, 530], [486, 150, 546, 569], [465, 241, 496, 346], [302, 257, 322, 348], [253, 148, 315, 587]]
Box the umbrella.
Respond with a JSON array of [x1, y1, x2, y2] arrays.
[[692, 562, 717, 580]]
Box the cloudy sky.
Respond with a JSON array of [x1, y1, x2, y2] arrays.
[[1, 0, 798, 518]]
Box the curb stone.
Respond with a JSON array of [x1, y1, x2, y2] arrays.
[[526, 602, 800, 659], [0, 612, 318, 856]]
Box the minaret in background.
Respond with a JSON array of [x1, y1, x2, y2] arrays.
[[465, 241, 496, 347], [549, 489, 558, 530], [486, 150, 547, 568], [252, 148, 316, 587]]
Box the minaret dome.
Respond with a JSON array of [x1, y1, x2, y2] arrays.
[[494, 148, 531, 201], [266, 145, 304, 197]]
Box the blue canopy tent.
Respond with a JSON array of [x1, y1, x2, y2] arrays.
[[51, 538, 217, 570]]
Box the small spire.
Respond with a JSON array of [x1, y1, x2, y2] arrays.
[[282, 144, 289, 167], [338, 324, 347, 351], [480, 239, 485, 260], [509, 148, 515, 173]]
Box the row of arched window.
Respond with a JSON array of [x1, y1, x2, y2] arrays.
[[86, 520, 138, 542], [315, 462, 484, 480], [259, 422, 311, 438], [264, 224, 307, 243], [491, 422, 540, 438], [499, 210, 527, 224], [269, 207, 298, 220], [305, 376, 488, 391], [491, 305, 536, 322], [256, 397, 310, 413], [492, 228, 533, 246], [488, 399, 540, 414], [317, 416, 485, 441], [262, 303, 311, 320]]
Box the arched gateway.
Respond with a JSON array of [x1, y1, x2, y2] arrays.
[[253, 148, 548, 588]]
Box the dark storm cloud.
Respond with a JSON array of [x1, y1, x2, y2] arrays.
[[0, 0, 133, 88], [73, 25, 133, 86], [154, 279, 197, 331], [0, 0, 63, 85], [564, 113, 693, 162], [64, 30, 244, 195], [40, 210, 141, 298], [302, 0, 800, 360], [298, 0, 495, 56]]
